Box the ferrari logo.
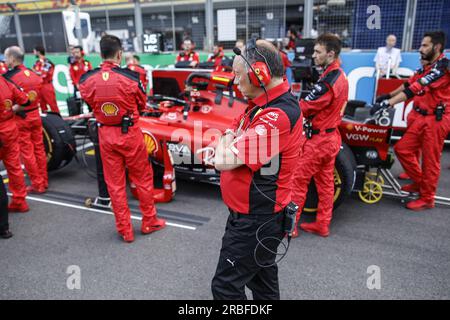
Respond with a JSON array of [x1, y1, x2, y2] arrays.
[[102, 72, 109, 81], [28, 90, 37, 102], [255, 68, 260, 75], [73, 66, 78, 71], [101, 102, 119, 116], [143, 132, 158, 155], [24, 70, 30, 77], [4, 99, 12, 111]]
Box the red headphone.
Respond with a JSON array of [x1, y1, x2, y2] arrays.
[[246, 38, 272, 88]]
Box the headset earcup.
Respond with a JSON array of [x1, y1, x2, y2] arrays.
[[249, 62, 271, 87]]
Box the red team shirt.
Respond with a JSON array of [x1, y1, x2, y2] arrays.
[[220, 81, 303, 214]]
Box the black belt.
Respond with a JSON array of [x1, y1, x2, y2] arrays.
[[229, 209, 282, 219], [97, 121, 135, 127], [24, 107, 39, 113], [414, 106, 431, 116], [311, 128, 336, 135]]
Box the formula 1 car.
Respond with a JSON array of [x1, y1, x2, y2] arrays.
[[55, 67, 449, 211]]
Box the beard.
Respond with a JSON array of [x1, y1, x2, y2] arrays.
[[420, 46, 436, 61]]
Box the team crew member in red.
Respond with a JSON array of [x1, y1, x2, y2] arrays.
[[33, 45, 60, 114], [69, 45, 92, 95], [125, 53, 148, 93], [175, 38, 200, 68], [4, 46, 48, 193], [0, 75, 31, 213], [207, 43, 225, 69], [291, 34, 348, 238], [0, 60, 8, 75], [372, 31, 450, 211], [79, 35, 165, 243], [211, 39, 303, 300], [376, 59, 430, 180]]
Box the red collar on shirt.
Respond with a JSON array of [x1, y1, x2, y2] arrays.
[[15, 64, 27, 71], [251, 80, 290, 107]]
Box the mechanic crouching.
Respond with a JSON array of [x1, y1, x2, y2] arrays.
[[211, 39, 303, 300], [291, 34, 349, 237], [79, 35, 166, 243], [372, 31, 450, 211]]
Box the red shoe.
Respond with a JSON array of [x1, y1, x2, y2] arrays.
[[401, 183, 420, 193], [406, 199, 435, 211], [141, 217, 166, 235], [398, 172, 411, 180], [119, 231, 135, 243], [300, 222, 330, 237], [26, 185, 46, 194], [8, 201, 30, 213]]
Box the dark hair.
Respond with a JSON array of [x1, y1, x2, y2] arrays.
[[246, 42, 284, 78], [133, 54, 140, 62], [424, 31, 446, 53], [34, 45, 45, 55], [73, 45, 83, 51], [100, 35, 122, 59], [315, 33, 342, 57]]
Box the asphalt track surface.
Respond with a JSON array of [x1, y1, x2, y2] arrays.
[[1, 147, 449, 300]]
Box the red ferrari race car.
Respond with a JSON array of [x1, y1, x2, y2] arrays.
[[45, 67, 448, 211]]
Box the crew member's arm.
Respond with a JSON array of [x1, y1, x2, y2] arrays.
[[79, 76, 94, 108], [69, 65, 78, 89], [389, 59, 449, 106], [214, 131, 243, 171], [300, 81, 334, 118], [215, 108, 292, 172], [5, 78, 30, 113], [136, 80, 148, 111]]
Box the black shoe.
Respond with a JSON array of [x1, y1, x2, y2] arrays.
[[0, 230, 13, 239]]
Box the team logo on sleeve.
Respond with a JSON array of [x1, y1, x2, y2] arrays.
[[255, 124, 267, 136], [265, 112, 279, 121], [101, 102, 119, 116], [102, 72, 109, 81], [28, 90, 38, 102], [4, 99, 13, 111]]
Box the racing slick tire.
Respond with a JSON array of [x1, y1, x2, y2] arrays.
[[41, 112, 76, 171], [303, 143, 357, 214]]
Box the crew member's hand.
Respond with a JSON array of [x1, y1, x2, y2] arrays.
[[375, 94, 391, 103], [370, 100, 390, 115], [190, 61, 198, 68]]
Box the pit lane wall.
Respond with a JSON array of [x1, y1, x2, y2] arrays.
[[23, 51, 450, 127]]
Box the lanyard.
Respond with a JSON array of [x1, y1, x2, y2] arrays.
[[236, 106, 263, 136]]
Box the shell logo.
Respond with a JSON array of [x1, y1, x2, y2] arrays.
[[73, 66, 79, 71], [142, 131, 158, 155], [24, 70, 30, 77], [346, 124, 354, 131], [102, 72, 109, 81], [101, 102, 119, 116], [28, 90, 37, 102], [4, 99, 13, 111]]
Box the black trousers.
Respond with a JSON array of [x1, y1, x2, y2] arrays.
[[211, 211, 285, 300], [0, 177, 9, 233]]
